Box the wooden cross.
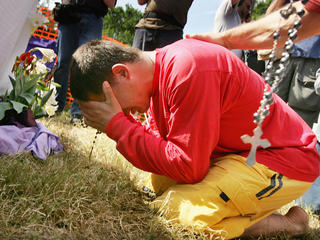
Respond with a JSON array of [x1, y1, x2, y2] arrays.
[[240, 126, 271, 167]]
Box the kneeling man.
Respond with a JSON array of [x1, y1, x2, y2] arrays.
[[69, 39, 319, 239]]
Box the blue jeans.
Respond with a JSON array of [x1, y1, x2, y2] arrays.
[[132, 28, 183, 51], [296, 142, 320, 211], [54, 12, 103, 115]]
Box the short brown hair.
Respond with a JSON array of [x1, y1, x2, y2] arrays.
[[69, 40, 140, 101]]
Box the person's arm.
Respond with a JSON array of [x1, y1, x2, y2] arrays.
[[103, 0, 116, 8], [80, 71, 220, 184], [137, 0, 148, 5], [265, 0, 286, 15], [187, 1, 320, 50]]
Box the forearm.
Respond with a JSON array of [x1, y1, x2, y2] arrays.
[[106, 113, 209, 183], [222, 1, 319, 50], [265, 0, 286, 15]]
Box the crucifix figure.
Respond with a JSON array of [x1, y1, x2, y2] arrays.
[[241, 126, 271, 167]]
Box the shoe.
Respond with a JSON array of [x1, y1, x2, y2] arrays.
[[70, 114, 82, 124]]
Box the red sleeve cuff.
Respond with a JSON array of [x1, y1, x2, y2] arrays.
[[105, 112, 138, 141]]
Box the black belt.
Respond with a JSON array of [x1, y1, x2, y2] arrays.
[[143, 11, 183, 28]]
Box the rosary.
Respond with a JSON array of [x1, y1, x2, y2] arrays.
[[241, 0, 308, 167], [78, 118, 102, 160]]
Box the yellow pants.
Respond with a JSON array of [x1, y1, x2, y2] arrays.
[[146, 154, 312, 239]]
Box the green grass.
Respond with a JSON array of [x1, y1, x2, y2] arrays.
[[0, 113, 319, 239]]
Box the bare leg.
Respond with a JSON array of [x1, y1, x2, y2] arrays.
[[242, 206, 310, 238]]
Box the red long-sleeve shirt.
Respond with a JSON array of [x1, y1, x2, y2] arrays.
[[106, 39, 320, 184]]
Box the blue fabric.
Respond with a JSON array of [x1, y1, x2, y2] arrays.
[[54, 12, 103, 114], [283, 0, 320, 58], [296, 142, 320, 211], [292, 36, 320, 58]]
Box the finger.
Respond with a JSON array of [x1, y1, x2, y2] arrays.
[[102, 81, 113, 105]]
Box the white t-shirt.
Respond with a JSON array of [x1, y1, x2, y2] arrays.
[[213, 0, 243, 58]]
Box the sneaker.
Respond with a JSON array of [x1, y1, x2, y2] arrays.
[[70, 114, 82, 124]]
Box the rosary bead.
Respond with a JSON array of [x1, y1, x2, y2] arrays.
[[267, 98, 274, 105], [297, 9, 305, 17], [260, 99, 267, 106], [269, 53, 276, 61], [289, 29, 297, 40], [289, 33, 297, 41], [285, 44, 294, 54], [253, 113, 261, 124], [280, 52, 290, 63], [293, 20, 302, 29], [288, 28, 294, 35], [265, 92, 272, 99], [266, 63, 273, 71], [262, 109, 270, 117], [273, 32, 280, 40], [253, 112, 261, 121], [285, 40, 293, 47]]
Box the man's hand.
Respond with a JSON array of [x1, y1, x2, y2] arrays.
[[79, 81, 122, 133], [185, 32, 229, 49]]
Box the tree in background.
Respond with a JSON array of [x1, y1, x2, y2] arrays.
[[252, 0, 272, 20], [103, 4, 143, 46]]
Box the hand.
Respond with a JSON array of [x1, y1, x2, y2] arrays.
[[185, 32, 228, 49], [79, 81, 122, 132]]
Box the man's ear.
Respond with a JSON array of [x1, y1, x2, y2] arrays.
[[112, 64, 129, 80]]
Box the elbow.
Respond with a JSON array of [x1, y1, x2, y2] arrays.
[[178, 167, 208, 184], [104, 0, 116, 8]]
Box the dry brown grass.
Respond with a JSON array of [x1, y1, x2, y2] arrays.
[[0, 112, 319, 240]]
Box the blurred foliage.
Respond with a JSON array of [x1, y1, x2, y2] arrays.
[[102, 4, 143, 45], [252, 0, 273, 20]]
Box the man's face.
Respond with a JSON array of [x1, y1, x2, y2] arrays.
[[110, 80, 151, 115], [86, 80, 151, 115], [238, 0, 252, 22]]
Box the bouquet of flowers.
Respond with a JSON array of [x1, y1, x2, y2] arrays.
[[0, 47, 58, 127]]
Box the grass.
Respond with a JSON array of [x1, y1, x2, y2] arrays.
[[0, 112, 319, 240]]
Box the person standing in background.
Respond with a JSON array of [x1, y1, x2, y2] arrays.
[[267, 0, 320, 128], [53, 0, 116, 123], [213, 0, 253, 59], [132, 0, 193, 51]]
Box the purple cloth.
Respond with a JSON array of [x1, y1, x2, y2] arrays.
[[25, 36, 57, 70], [0, 121, 63, 160]]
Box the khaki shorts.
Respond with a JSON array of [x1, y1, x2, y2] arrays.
[[145, 154, 312, 239]]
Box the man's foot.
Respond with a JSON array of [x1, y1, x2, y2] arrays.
[[70, 114, 82, 124], [285, 206, 310, 236], [242, 206, 310, 238]]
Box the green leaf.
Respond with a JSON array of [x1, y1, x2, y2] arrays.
[[0, 102, 12, 121], [36, 80, 48, 90], [26, 85, 37, 95], [3, 90, 9, 102], [10, 100, 27, 114], [14, 68, 24, 96], [23, 74, 39, 93], [51, 82, 61, 88], [20, 92, 35, 105], [40, 89, 53, 107], [9, 75, 16, 89], [9, 89, 15, 101], [33, 104, 47, 119]]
